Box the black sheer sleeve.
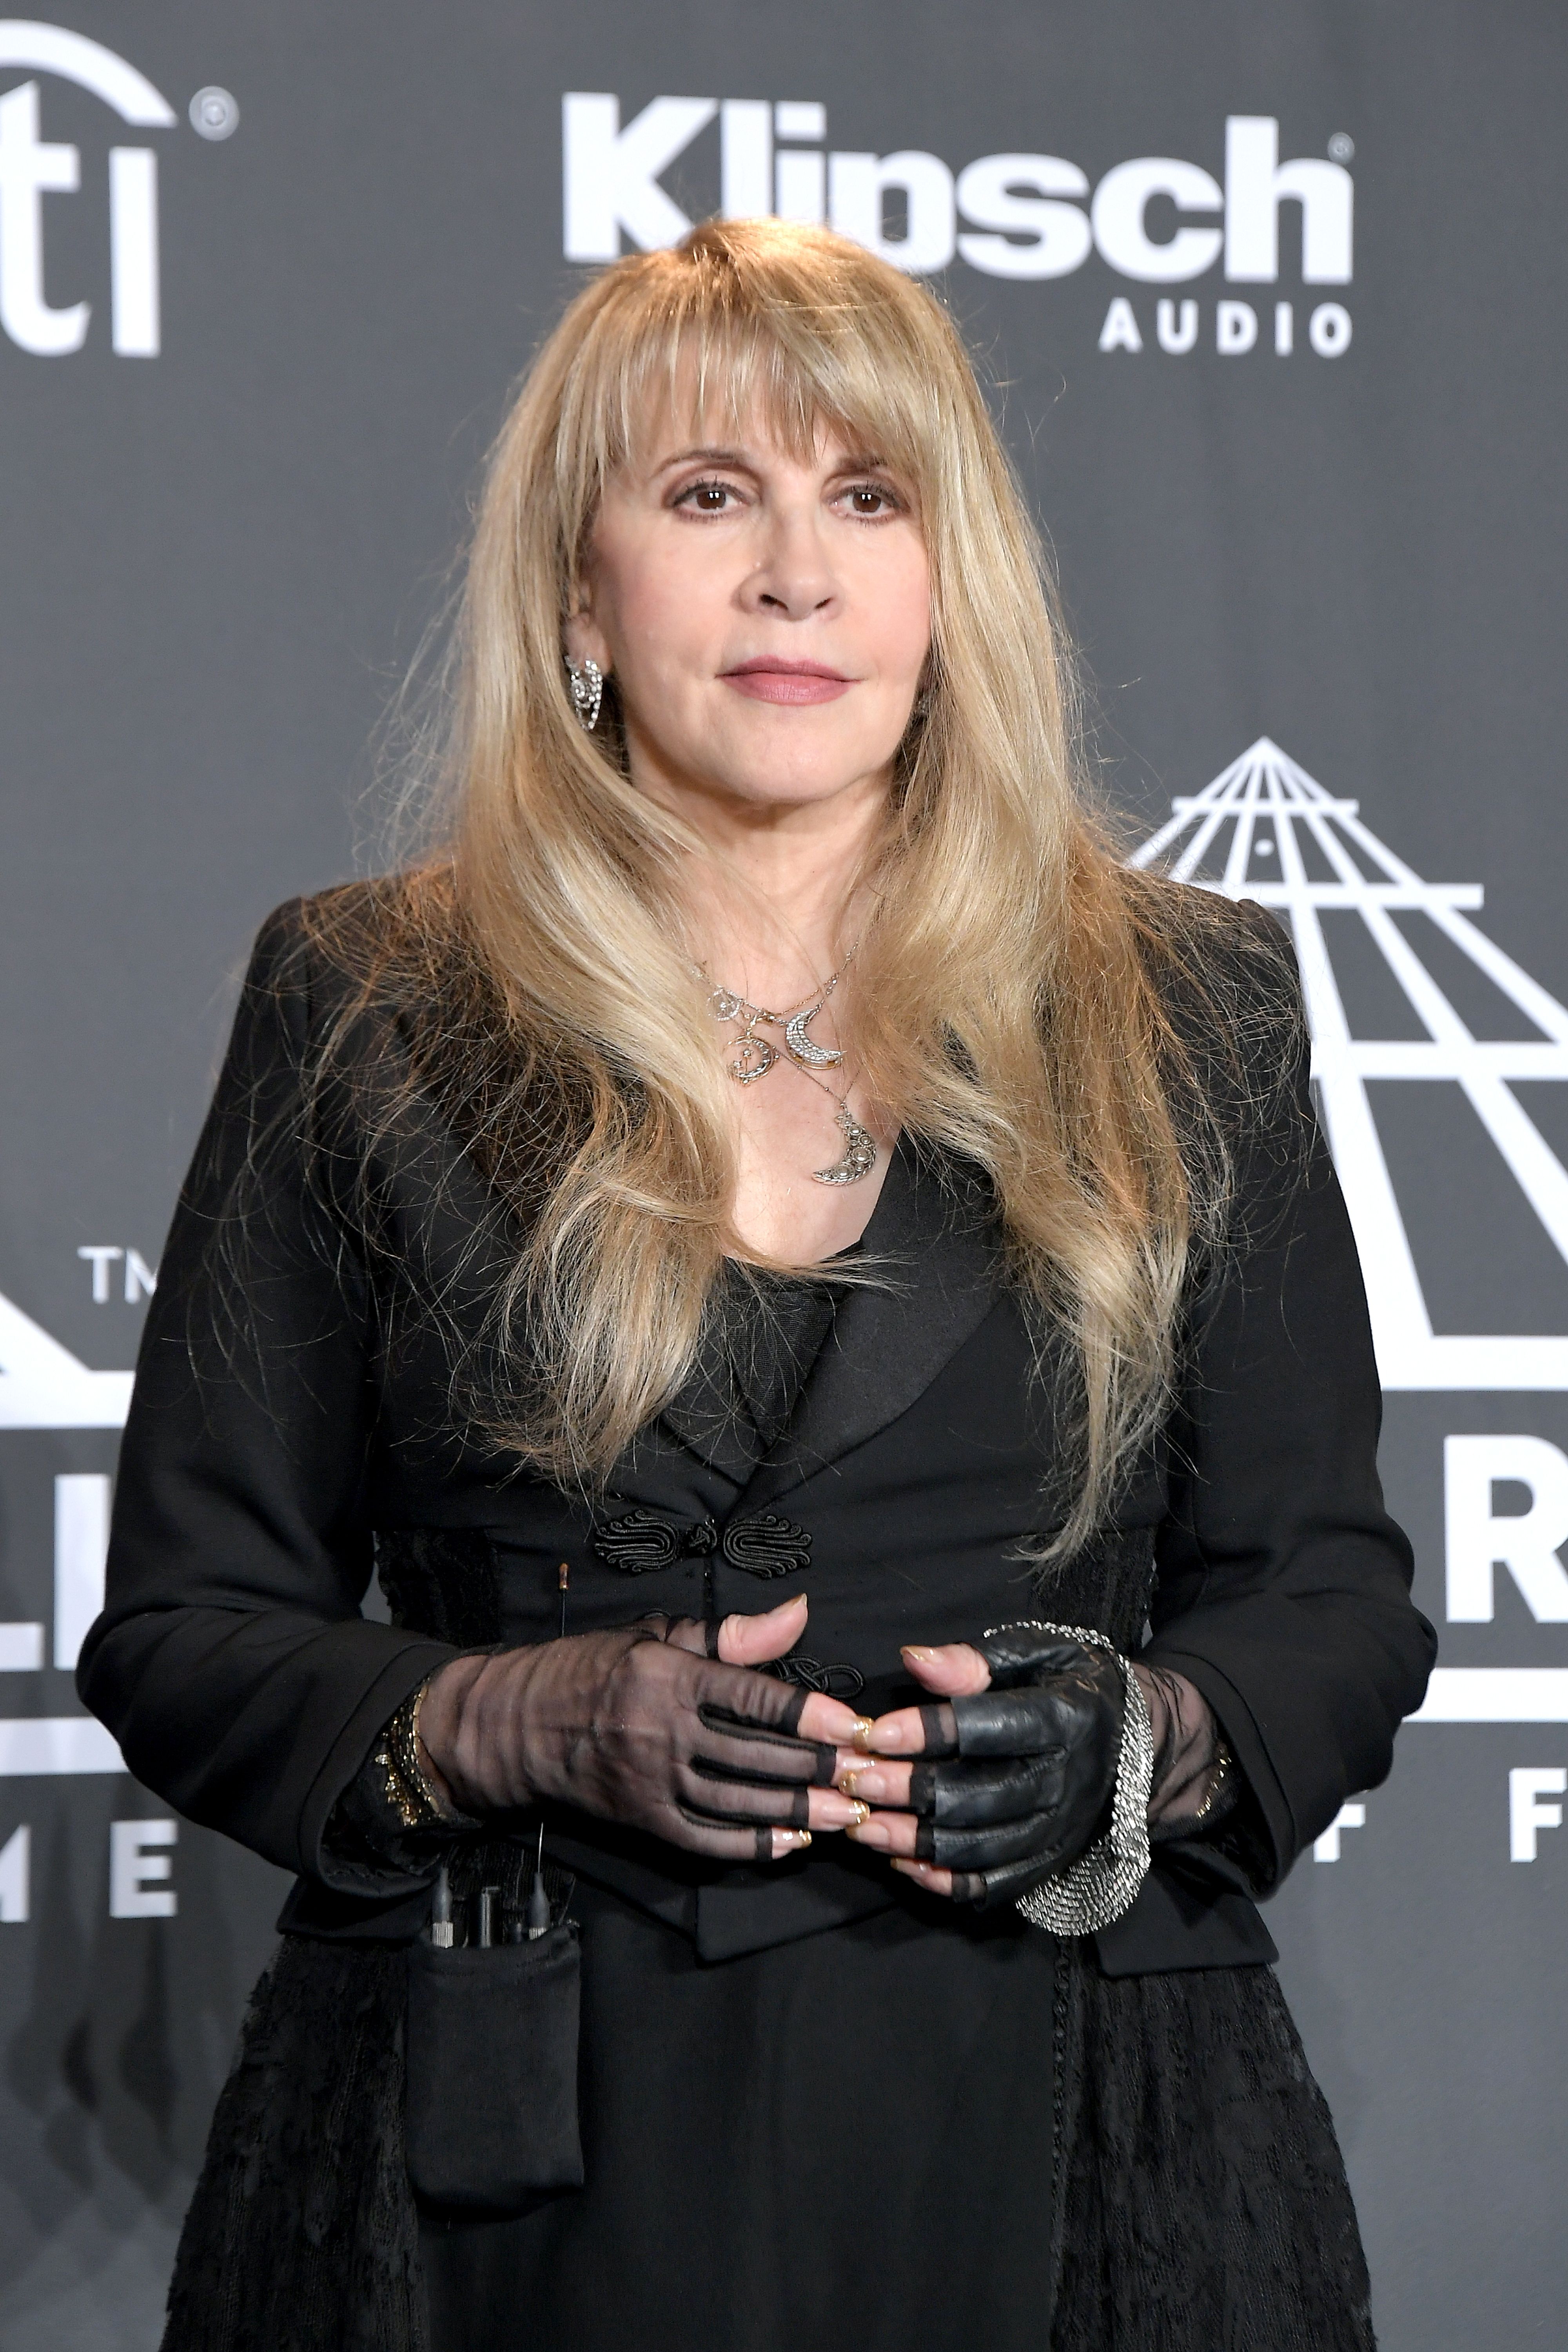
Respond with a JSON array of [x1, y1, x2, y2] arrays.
[[1141, 905, 1436, 1891], [76, 903, 458, 1897]]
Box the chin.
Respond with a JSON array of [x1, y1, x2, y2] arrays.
[[716, 767, 882, 813]]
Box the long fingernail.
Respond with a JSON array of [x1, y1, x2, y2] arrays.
[[816, 1796, 870, 1829], [901, 1645, 936, 1664], [891, 1859, 932, 1881], [839, 1768, 887, 1799], [772, 1829, 812, 1857]]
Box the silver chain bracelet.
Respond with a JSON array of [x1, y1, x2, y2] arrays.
[[982, 1621, 1154, 1938]]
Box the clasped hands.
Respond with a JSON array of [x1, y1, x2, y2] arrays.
[[417, 1595, 1125, 1905]]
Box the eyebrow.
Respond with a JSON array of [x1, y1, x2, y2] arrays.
[[652, 444, 751, 475], [650, 443, 895, 478]]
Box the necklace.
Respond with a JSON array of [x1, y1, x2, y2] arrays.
[[700, 957, 878, 1187]]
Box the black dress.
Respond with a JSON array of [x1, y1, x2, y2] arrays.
[[78, 892, 1436, 2352]]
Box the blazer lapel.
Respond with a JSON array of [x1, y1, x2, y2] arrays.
[[735, 1140, 1004, 1514]]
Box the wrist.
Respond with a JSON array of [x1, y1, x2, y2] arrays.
[[416, 1651, 504, 1816]]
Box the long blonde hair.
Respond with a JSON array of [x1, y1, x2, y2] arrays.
[[311, 219, 1274, 1549]]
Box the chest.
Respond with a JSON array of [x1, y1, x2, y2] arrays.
[[725, 1056, 892, 1260]]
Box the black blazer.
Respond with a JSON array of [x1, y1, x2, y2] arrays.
[[78, 894, 1436, 1972]]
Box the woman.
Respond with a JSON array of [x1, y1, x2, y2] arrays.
[[80, 219, 1434, 2352]]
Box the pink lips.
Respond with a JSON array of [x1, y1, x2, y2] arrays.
[[722, 657, 854, 706]]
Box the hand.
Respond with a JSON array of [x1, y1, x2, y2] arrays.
[[838, 1626, 1124, 1905], [416, 1595, 871, 1863]]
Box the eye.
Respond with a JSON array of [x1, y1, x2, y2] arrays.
[[673, 476, 744, 514], [837, 480, 904, 519]]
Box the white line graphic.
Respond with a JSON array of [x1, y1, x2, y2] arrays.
[[1409, 1670, 1568, 1722], [0, 1290, 132, 1428], [1131, 737, 1568, 1389], [0, 1717, 123, 1775]]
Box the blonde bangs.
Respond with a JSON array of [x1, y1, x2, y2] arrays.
[[557, 220, 960, 513]]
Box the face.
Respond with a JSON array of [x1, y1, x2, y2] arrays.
[[566, 399, 932, 825]]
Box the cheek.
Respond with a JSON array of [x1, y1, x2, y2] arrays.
[[859, 547, 932, 689], [601, 539, 726, 681]]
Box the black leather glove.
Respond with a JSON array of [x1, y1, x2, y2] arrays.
[[893, 1626, 1125, 1907], [417, 1615, 841, 1864]]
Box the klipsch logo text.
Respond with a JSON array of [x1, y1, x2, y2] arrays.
[[0, 21, 175, 356], [563, 98, 1355, 358]]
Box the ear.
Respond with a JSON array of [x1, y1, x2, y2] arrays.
[[563, 601, 612, 679]]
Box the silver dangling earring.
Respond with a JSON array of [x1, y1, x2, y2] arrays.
[[564, 654, 604, 734]]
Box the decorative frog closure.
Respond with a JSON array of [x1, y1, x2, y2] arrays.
[[589, 1510, 717, 1575], [591, 1508, 813, 1580], [718, 1512, 813, 1579]]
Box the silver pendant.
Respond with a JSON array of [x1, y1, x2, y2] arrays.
[[730, 1035, 779, 1085], [813, 1106, 877, 1186], [784, 1004, 845, 1069]]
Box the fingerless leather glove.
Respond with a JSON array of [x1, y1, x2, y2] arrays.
[[902, 1626, 1125, 1906]]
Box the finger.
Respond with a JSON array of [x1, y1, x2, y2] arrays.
[[975, 1628, 1103, 1690], [891, 1858, 957, 1899], [905, 1750, 1067, 1824], [712, 1605, 862, 1745], [950, 1683, 1116, 1759], [690, 1655, 861, 1752], [845, 1810, 921, 1857], [796, 1690, 867, 1745], [918, 1813, 1055, 1871], [659, 1615, 721, 1658], [837, 1759, 914, 1807], [853, 1700, 958, 1758], [653, 1801, 813, 1864], [810, 1789, 871, 1833], [675, 1767, 867, 1833], [898, 1642, 993, 1697], [717, 1595, 808, 1668], [692, 1720, 838, 1787]]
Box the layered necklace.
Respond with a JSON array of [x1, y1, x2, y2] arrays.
[[700, 959, 877, 1186]]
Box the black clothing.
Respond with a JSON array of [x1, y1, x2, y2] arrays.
[[78, 892, 1435, 2350], [422, 1880, 1061, 2352]]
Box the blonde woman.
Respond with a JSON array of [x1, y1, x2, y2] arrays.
[[82, 221, 1433, 2352]]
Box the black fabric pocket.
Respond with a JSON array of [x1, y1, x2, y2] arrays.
[[404, 1923, 584, 2210]]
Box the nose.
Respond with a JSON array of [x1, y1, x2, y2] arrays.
[[739, 499, 838, 622]]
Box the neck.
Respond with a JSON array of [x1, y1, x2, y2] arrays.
[[632, 747, 890, 998]]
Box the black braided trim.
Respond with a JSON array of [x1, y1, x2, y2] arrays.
[[591, 1510, 717, 1574], [719, 1512, 813, 1578], [591, 1508, 813, 1580], [758, 1653, 865, 1700]]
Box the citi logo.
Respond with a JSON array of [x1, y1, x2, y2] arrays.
[[0, 20, 179, 357], [563, 96, 1353, 303]]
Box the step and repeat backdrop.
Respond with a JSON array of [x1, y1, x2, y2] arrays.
[[0, 4, 1562, 2345]]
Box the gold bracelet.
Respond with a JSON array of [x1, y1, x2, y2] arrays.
[[378, 1679, 454, 1830], [1190, 1732, 1235, 1827]]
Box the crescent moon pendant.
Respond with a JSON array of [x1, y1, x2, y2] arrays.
[[813, 1107, 878, 1186], [785, 1005, 844, 1068], [730, 1036, 779, 1084]]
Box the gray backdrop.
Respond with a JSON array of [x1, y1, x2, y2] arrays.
[[1, 4, 1563, 2345]]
